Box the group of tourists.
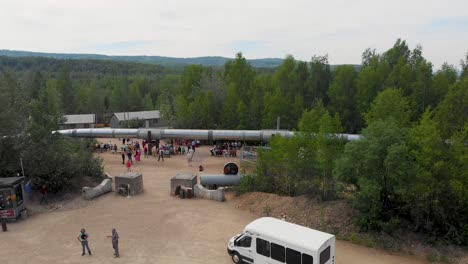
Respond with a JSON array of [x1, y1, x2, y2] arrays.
[[210, 142, 241, 157], [111, 138, 199, 169], [119, 139, 144, 171], [94, 141, 116, 153]]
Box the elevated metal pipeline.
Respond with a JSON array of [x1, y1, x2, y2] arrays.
[[54, 128, 362, 142]]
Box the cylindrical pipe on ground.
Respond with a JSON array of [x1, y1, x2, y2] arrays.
[[200, 175, 242, 187]]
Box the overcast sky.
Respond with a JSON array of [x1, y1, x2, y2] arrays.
[[1, 0, 467, 69]]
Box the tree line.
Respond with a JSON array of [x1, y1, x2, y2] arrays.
[[238, 40, 467, 245]]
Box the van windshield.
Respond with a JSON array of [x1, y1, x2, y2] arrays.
[[234, 235, 252, 247]]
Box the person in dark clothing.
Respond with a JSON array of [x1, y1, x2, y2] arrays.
[[121, 152, 125, 164], [40, 185, 48, 205], [127, 151, 133, 164], [157, 147, 164, 162], [107, 228, 120, 257]]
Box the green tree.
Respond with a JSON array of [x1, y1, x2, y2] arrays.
[[308, 55, 331, 105], [24, 82, 103, 191], [365, 89, 411, 127], [128, 81, 143, 111], [446, 125, 468, 244], [261, 91, 283, 129], [173, 95, 191, 128], [222, 83, 240, 128], [432, 63, 457, 107], [0, 72, 26, 176], [328, 65, 358, 132], [0, 72, 26, 136], [223, 52, 255, 102], [409, 58, 433, 116], [180, 65, 203, 100], [315, 112, 344, 199], [57, 66, 76, 114], [406, 111, 447, 234], [434, 78, 468, 138], [143, 93, 154, 110], [355, 65, 381, 117], [298, 100, 327, 133], [334, 120, 410, 230], [236, 100, 248, 129], [247, 78, 266, 129], [25, 71, 45, 99], [460, 52, 468, 80], [274, 55, 299, 99]]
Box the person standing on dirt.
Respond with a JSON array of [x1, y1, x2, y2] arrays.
[[126, 159, 132, 172], [121, 152, 125, 164], [127, 150, 133, 164], [39, 184, 48, 205], [107, 228, 120, 257], [77, 228, 92, 256], [157, 147, 164, 162]]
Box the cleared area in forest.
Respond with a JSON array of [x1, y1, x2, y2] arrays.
[[0, 139, 429, 264]]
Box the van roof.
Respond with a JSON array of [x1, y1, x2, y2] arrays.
[[244, 217, 334, 251]]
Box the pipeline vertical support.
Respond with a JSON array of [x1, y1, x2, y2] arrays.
[[147, 131, 152, 155]]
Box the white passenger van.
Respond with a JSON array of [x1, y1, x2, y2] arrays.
[[227, 217, 335, 264]]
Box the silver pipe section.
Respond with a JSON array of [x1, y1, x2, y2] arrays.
[[200, 175, 243, 187], [54, 128, 362, 142]]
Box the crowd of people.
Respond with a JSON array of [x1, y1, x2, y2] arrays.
[[92, 138, 200, 170], [92, 138, 245, 170], [210, 142, 241, 157]]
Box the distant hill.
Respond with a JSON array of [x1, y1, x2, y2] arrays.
[[0, 49, 284, 68]]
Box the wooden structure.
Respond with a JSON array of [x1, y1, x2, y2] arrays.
[[0, 177, 25, 220]]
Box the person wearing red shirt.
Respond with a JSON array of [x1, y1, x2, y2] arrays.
[[40, 185, 48, 205]]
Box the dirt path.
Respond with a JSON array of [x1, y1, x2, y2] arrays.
[[0, 139, 425, 264]]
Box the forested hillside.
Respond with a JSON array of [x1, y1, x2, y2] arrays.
[[0, 49, 285, 68], [0, 38, 467, 244]]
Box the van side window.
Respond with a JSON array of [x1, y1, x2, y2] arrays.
[[286, 248, 301, 264], [320, 246, 330, 264], [256, 238, 270, 257], [302, 253, 313, 264], [271, 243, 285, 262], [239, 236, 252, 247]]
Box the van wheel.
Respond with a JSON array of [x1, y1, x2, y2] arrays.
[[232, 252, 242, 264]]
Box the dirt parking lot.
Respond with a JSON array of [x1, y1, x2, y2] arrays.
[[0, 139, 424, 264]]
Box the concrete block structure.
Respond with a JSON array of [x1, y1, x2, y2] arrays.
[[194, 184, 225, 202], [115, 172, 144, 196], [170, 172, 197, 195], [82, 178, 113, 200]]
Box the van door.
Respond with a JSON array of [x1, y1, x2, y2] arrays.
[[254, 237, 271, 264], [234, 235, 254, 263]]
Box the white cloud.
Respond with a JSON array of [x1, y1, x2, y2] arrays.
[[0, 0, 467, 69]]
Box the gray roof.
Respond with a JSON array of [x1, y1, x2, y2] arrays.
[[61, 114, 95, 125], [113, 110, 161, 121], [0, 176, 24, 187]]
